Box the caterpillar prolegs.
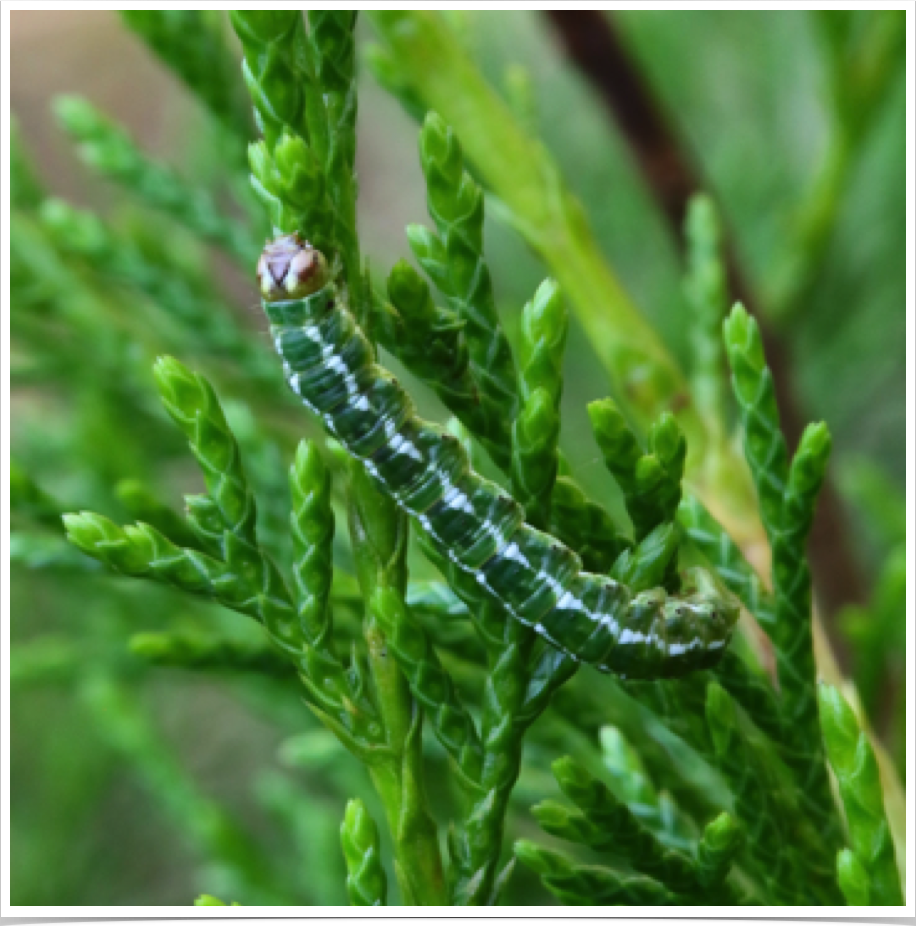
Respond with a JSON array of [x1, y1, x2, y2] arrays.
[[258, 234, 737, 679]]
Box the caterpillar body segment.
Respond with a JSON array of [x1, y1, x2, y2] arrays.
[[258, 234, 737, 679]]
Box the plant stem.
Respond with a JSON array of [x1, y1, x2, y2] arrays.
[[347, 464, 447, 905]]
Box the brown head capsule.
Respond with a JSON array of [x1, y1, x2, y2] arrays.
[[257, 232, 329, 302]]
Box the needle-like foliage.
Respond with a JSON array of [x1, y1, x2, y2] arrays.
[[10, 9, 903, 909]]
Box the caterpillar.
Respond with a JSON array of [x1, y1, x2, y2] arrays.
[[257, 233, 737, 679]]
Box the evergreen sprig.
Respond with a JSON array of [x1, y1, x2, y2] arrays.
[[376, 262, 493, 461], [341, 799, 388, 906], [416, 538, 571, 906], [345, 464, 447, 906], [227, 11, 311, 149], [372, 588, 484, 789], [514, 841, 678, 906], [723, 306, 789, 540], [511, 279, 567, 526], [724, 305, 840, 851], [410, 112, 519, 472], [548, 475, 629, 574], [818, 685, 904, 906], [13, 8, 904, 910], [537, 757, 719, 893], [233, 11, 335, 254], [115, 479, 202, 552], [233, 11, 363, 299], [306, 11, 361, 300], [589, 400, 686, 544], [289, 441, 335, 648], [65, 361, 381, 761], [705, 681, 839, 904]]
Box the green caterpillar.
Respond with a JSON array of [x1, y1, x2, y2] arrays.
[[258, 234, 737, 679]]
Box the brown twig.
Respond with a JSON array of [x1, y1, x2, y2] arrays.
[[543, 10, 864, 653]]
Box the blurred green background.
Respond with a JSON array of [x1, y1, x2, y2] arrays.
[[10, 10, 904, 905]]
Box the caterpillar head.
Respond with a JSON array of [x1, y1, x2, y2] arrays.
[[258, 233, 329, 302]]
